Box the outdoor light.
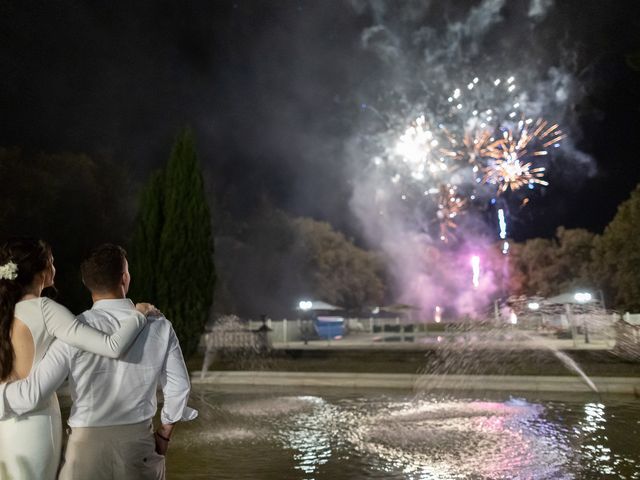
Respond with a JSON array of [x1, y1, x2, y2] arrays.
[[299, 300, 313, 311], [372, 306, 380, 314], [574, 292, 592, 303], [434, 305, 442, 323], [527, 302, 540, 311]]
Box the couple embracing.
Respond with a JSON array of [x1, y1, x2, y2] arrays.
[[0, 239, 197, 479]]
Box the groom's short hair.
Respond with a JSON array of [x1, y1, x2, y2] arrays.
[[81, 244, 127, 292]]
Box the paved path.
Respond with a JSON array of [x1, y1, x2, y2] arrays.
[[271, 332, 613, 351], [192, 370, 640, 395]]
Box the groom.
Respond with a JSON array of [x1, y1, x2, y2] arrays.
[[0, 244, 197, 479]]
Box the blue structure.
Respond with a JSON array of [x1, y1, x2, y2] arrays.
[[314, 315, 344, 339]]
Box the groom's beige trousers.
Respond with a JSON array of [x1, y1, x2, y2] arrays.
[[59, 420, 165, 480]]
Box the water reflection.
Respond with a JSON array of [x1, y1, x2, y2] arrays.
[[165, 389, 640, 479], [281, 399, 334, 476], [578, 402, 617, 476], [339, 399, 573, 479]]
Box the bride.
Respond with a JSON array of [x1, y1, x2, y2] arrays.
[[0, 238, 155, 479]]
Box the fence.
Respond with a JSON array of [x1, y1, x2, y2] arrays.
[[613, 312, 640, 360], [241, 317, 441, 345], [202, 329, 258, 350], [204, 312, 638, 349]]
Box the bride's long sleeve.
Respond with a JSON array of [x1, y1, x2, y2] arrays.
[[41, 298, 146, 358]]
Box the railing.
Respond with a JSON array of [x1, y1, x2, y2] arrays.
[[202, 329, 258, 350], [200, 316, 267, 378], [614, 313, 640, 361]]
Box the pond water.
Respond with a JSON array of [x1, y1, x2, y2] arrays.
[[163, 386, 640, 479]]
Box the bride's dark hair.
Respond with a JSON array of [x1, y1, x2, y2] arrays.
[[0, 238, 52, 381]]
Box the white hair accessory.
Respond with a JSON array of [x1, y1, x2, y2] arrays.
[[0, 261, 18, 281]]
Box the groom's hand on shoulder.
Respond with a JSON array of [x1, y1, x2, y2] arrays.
[[135, 302, 163, 319]]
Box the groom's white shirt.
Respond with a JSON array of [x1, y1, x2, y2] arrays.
[[0, 298, 197, 426]]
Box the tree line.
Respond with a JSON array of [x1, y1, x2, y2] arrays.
[[0, 147, 135, 310], [212, 201, 386, 318], [507, 184, 640, 312]]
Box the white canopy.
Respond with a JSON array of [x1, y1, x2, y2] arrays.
[[545, 292, 597, 305], [297, 300, 342, 311]]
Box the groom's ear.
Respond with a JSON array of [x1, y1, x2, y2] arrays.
[[122, 267, 131, 294]]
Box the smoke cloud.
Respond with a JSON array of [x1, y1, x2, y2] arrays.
[[346, 0, 594, 318]]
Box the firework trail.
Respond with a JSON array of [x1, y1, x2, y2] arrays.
[[497, 208, 510, 254], [471, 255, 481, 289]]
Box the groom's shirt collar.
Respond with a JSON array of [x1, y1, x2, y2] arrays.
[[92, 298, 135, 310]]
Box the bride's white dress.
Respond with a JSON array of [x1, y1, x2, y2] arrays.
[[0, 298, 145, 480]]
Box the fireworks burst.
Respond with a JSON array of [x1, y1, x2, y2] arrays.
[[373, 75, 566, 243], [394, 115, 450, 181], [481, 118, 565, 193], [482, 156, 548, 193], [440, 128, 496, 173]]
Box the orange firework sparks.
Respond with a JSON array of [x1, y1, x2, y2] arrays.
[[436, 184, 467, 241], [481, 118, 564, 193], [440, 128, 496, 170], [482, 156, 548, 192]]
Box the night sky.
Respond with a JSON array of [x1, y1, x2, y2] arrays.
[[1, 0, 639, 243]]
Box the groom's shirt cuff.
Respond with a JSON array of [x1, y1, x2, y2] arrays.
[[159, 324, 198, 424]]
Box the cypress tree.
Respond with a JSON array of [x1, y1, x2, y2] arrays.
[[129, 170, 164, 302], [130, 128, 215, 358]]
